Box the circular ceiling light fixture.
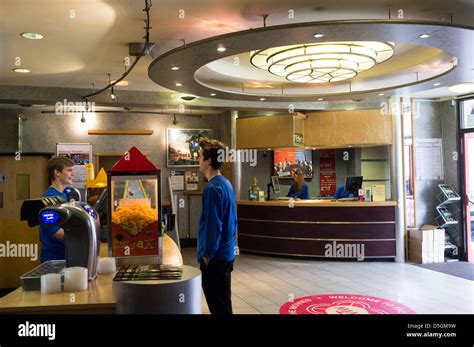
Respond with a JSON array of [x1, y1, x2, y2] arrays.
[[448, 82, 474, 93], [250, 41, 394, 83]]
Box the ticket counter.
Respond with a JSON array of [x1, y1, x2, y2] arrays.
[[237, 200, 397, 260]]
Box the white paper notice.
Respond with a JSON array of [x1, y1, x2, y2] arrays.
[[415, 139, 444, 180], [170, 171, 185, 191]]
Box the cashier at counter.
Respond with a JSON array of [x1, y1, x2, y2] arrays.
[[287, 169, 310, 200]]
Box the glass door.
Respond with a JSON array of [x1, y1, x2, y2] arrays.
[[462, 132, 474, 262], [460, 98, 474, 262]]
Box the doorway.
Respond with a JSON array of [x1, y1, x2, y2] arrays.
[[459, 98, 474, 262], [0, 154, 51, 288], [461, 132, 474, 262]]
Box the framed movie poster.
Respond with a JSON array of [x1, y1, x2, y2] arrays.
[[273, 149, 313, 179], [167, 129, 213, 167]]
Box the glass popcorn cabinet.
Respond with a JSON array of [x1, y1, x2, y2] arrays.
[[107, 147, 162, 264]]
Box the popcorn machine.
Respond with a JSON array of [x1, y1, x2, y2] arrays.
[[108, 147, 162, 265]]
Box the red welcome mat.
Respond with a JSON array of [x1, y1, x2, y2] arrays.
[[279, 294, 416, 314]]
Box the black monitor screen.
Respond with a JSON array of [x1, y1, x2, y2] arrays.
[[345, 176, 363, 194]]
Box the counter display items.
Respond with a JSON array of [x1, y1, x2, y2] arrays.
[[108, 147, 162, 261]]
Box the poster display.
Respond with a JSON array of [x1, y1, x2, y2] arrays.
[[167, 129, 213, 167], [185, 171, 199, 191], [320, 173, 336, 195], [56, 143, 92, 188], [414, 139, 444, 180], [273, 149, 313, 179], [319, 149, 336, 171], [170, 171, 185, 191]]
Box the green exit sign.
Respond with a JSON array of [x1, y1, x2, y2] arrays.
[[294, 133, 304, 144]]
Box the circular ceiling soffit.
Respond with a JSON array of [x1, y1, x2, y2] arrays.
[[148, 20, 474, 102]]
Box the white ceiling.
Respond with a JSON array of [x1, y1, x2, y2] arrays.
[[0, 0, 473, 100]]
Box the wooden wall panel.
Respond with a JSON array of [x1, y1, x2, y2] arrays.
[[305, 109, 392, 147], [236, 113, 306, 149]]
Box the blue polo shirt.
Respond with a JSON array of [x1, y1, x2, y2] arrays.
[[197, 175, 237, 262], [334, 184, 354, 199], [40, 187, 67, 262], [287, 183, 310, 199]]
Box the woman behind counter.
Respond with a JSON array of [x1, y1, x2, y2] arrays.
[[287, 169, 310, 200]]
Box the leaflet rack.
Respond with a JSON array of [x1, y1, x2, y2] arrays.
[[435, 184, 461, 228]]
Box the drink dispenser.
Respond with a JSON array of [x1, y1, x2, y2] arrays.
[[39, 202, 101, 280], [20, 198, 101, 281]]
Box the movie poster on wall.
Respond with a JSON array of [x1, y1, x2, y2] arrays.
[[167, 129, 213, 167], [273, 149, 313, 179], [56, 143, 92, 188]]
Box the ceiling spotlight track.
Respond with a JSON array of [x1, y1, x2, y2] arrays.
[[82, 0, 152, 100], [250, 41, 394, 83]]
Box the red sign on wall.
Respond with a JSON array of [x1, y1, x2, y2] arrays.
[[320, 173, 336, 195], [319, 149, 336, 171]]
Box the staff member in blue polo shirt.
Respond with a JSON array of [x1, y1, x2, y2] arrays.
[[40, 156, 75, 262], [287, 169, 310, 199], [197, 138, 237, 315]]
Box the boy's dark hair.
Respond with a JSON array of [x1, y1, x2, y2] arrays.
[[199, 138, 225, 170], [47, 156, 74, 181]]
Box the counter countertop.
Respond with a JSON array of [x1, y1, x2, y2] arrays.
[[0, 234, 185, 313], [237, 199, 397, 207]]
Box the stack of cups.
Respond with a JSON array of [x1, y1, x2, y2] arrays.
[[64, 267, 88, 292], [40, 273, 62, 294], [98, 257, 116, 274]]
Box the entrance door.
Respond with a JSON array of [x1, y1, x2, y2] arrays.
[[462, 133, 474, 262], [0, 155, 50, 288]]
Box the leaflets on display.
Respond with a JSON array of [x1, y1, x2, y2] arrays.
[[170, 171, 185, 191], [436, 206, 457, 224], [438, 184, 461, 200], [185, 171, 198, 191], [371, 184, 386, 202]]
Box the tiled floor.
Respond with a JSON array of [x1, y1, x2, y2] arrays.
[[181, 248, 474, 314]]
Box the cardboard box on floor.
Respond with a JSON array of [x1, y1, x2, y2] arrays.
[[408, 225, 445, 263]]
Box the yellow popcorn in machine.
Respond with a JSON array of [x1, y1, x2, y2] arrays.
[[108, 147, 162, 263]]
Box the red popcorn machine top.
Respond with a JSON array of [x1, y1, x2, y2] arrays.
[[107, 147, 162, 265]]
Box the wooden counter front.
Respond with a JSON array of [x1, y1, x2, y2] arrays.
[[0, 234, 183, 313], [237, 200, 397, 260]]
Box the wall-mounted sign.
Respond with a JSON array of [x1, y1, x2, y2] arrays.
[[294, 133, 304, 145], [319, 149, 336, 171], [170, 171, 185, 191], [56, 143, 92, 188], [320, 173, 336, 195]]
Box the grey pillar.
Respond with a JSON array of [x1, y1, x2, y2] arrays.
[[390, 96, 406, 263]]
